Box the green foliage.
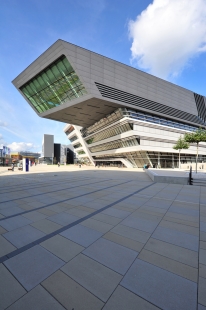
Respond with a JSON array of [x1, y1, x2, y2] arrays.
[[173, 136, 189, 150], [184, 128, 206, 144]]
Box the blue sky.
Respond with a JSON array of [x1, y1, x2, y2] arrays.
[[1, 0, 206, 152]]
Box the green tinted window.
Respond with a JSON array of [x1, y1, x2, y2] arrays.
[[20, 55, 87, 113]]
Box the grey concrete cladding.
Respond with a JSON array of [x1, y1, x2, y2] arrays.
[[12, 39, 198, 119]]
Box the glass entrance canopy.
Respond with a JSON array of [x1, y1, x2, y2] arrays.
[[20, 55, 87, 113]]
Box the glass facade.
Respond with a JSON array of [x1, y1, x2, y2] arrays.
[[73, 143, 82, 149], [70, 135, 78, 142], [20, 55, 87, 113], [89, 137, 139, 153], [86, 123, 133, 145]]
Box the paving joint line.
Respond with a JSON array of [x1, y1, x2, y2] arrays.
[[0, 179, 112, 209], [0, 182, 154, 263], [0, 176, 92, 195], [0, 178, 111, 205], [0, 179, 135, 221]]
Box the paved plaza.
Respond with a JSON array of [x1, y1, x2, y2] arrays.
[[0, 165, 206, 310]]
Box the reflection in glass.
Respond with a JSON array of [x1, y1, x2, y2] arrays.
[[20, 55, 87, 113]]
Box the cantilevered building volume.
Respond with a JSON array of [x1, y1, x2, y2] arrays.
[[13, 40, 206, 168]]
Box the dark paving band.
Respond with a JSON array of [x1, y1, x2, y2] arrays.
[[0, 177, 110, 205], [0, 182, 154, 263]]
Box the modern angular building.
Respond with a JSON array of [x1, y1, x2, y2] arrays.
[[13, 40, 206, 168]]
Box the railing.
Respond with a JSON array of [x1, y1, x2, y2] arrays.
[[189, 166, 193, 185]]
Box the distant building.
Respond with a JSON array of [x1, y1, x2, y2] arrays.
[[39, 134, 74, 164]]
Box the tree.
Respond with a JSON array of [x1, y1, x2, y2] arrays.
[[173, 136, 189, 169], [184, 128, 206, 173]]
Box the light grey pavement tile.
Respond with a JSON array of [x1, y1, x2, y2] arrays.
[[166, 211, 199, 223], [92, 213, 122, 225], [42, 270, 104, 310], [145, 238, 198, 268], [164, 214, 199, 228], [27, 201, 46, 208], [102, 207, 131, 219], [0, 264, 26, 309], [4, 245, 64, 291], [41, 235, 84, 262], [132, 210, 163, 222], [3, 225, 45, 248], [169, 206, 199, 217], [199, 304, 206, 310], [200, 241, 206, 250], [38, 208, 56, 216], [0, 213, 4, 219], [172, 200, 199, 210], [65, 208, 91, 217], [61, 253, 122, 302], [114, 204, 137, 212], [46, 204, 68, 213], [81, 218, 113, 233], [6, 285, 64, 310], [103, 285, 160, 310], [60, 224, 103, 247], [0, 201, 19, 209], [121, 259, 197, 310], [152, 226, 199, 251], [84, 200, 108, 209], [19, 204, 35, 211], [121, 216, 159, 233], [77, 205, 96, 213], [0, 215, 33, 231], [200, 249, 206, 265], [112, 224, 151, 243], [0, 225, 7, 234], [31, 219, 62, 234], [48, 212, 79, 226], [138, 249, 198, 282], [0, 235, 16, 256], [144, 198, 172, 209], [22, 211, 47, 222], [200, 264, 206, 279], [83, 238, 138, 275], [139, 205, 167, 215], [201, 222, 206, 232], [0, 206, 25, 216], [201, 232, 206, 242], [160, 220, 199, 236], [199, 277, 206, 307], [103, 231, 144, 252]]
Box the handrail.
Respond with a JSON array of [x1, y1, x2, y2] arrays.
[[189, 166, 193, 185]]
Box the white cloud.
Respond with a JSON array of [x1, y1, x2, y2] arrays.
[[128, 0, 206, 79], [0, 120, 8, 127], [7, 142, 40, 152]]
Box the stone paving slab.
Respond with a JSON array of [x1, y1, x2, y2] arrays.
[[0, 264, 26, 309], [6, 285, 64, 310], [42, 270, 104, 310], [61, 253, 122, 302], [0, 215, 33, 231], [4, 245, 65, 291], [61, 223, 104, 247], [152, 226, 199, 251], [121, 259, 197, 310], [3, 225, 45, 248], [83, 238, 138, 275], [103, 285, 160, 310], [41, 234, 84, 262]]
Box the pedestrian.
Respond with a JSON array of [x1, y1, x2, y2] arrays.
[[58, 162, 60, 167]]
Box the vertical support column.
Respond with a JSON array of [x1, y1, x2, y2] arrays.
[[158, 152, 160, 168], [172, 154, 174, 169]]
